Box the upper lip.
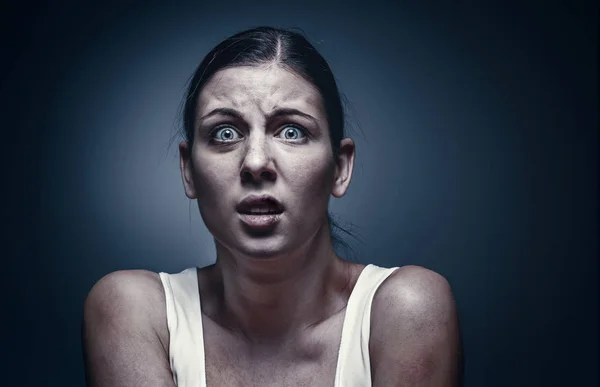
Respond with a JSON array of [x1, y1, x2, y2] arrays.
[[236, 194, 285, 214]]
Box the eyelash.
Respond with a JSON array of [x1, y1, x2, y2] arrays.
[[208, 124, 309, 144]]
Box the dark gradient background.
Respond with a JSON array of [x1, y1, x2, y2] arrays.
[[2, 1, 597, 386]]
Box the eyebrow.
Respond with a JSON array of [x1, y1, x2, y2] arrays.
[[198, 107, 319, 125], [198, 107, 243, 123], [266, 108, 318, 124]]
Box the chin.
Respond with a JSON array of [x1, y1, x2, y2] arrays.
[[234, 236, 292, 259], [210, 216, 318, 260]]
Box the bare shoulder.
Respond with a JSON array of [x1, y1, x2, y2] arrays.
[[370, 265, 460, 387], [84, 270, 166, 330], [83, 270, 175, 387], [85, 270, 164, 306], [372, 265, 454, 318]]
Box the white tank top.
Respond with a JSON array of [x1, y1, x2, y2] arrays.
[[159, 264, 399, 387]]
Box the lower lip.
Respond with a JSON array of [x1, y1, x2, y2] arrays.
[[238, 212, 283, 231]]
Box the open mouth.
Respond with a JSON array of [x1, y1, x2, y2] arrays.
[[236, 194, 285, 231], [238, 209, 283, 215], [236, 195, 284, 214]]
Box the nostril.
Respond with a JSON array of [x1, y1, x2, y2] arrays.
[[260, 170, 275, 181], [241, 170, 253, 183], [241, 169, 275, 183]]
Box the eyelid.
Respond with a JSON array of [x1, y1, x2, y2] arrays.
[[211, 123, 240, 133], [276, 124, 308, 140], [209, 124, 243, 142], [208, 123, 309, 143]]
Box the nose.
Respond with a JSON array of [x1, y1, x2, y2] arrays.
[[240, 135, 276, 184]]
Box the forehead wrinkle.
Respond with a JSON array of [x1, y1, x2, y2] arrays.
[[197, 81, 243, 117], [260, 79, 322, 116], [197, 66, 325, 121], [204, 74, 270, 113], [267, 75, 323, 115]]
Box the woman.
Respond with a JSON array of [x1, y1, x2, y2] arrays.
[[82, 26, 461, 386]]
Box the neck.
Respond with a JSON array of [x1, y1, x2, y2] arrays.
[[208, 224, 348, 346]]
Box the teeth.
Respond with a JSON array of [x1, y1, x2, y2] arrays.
[[248, 208, 277, 214]]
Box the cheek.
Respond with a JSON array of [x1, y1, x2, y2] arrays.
[[282, 150, 335, 200], [190, 144, 335, 208], [191, 155, 236, 204]]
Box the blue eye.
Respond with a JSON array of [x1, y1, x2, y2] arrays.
[[278, 126, 306, 141], [211, 126, 241, 142]]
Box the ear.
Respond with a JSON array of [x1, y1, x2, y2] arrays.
[[179, 141, 198, 199], [331, 138, 355, 198]]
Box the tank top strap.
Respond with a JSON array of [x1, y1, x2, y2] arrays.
[[334, 264, 400, 387], [159, 268, 207, 387]]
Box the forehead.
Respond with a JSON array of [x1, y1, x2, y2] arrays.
[[196, 65, 325, 118]]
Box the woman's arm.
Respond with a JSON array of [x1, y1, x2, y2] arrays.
[[370, 265, 461, 387], [82, 270, 176, 387]]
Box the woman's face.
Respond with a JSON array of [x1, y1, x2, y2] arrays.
[[180, 65, 353, 259]]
